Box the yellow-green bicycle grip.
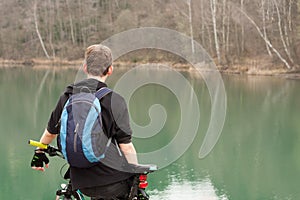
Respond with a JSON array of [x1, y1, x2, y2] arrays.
[[28, 140, 48, 149]]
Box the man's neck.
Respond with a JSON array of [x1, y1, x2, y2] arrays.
[[87, 74, 107, 82]]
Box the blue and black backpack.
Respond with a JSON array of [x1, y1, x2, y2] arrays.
[[59, 87, 112, 168]]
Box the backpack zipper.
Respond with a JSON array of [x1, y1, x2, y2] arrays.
[[74, 123, 79, 152]]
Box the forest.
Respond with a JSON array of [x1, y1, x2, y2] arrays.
[[0, 0, 299, 71]]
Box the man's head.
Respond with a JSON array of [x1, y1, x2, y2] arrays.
[[84, 44, 113, 77]]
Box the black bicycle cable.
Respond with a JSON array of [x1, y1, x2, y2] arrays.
[[59, 163, 69, 179]]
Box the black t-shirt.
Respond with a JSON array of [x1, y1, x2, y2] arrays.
[[47, 78, 133, 189]]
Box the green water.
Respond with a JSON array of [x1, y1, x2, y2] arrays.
[[0, 67, 299, 200]]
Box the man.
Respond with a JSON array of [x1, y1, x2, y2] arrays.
[[31, 44, 138, 199]]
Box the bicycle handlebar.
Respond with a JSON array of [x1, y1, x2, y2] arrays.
[[28, 140, 157, 173], [28, 140, 63, 158], [28, 140, 157, 199]]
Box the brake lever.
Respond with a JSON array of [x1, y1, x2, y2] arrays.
[[46, 146, 64, 158]]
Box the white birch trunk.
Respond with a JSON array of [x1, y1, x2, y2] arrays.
[[240, 7, 292, 69], [273, 0, 294, 64], [222, 0, 226, 54], [200, 0, 205, 45], [226, 4, 230, 53], [34, 1, 50, 59], [288, 0, 292, 32], [47, 0, 55, 58], [187, 0, 195, 53], [262, 0, 273, 57], [210, 0, 221, 63], [241, 0, 245, 53]]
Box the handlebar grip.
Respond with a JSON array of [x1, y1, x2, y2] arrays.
[[28, 140, 48, 149]]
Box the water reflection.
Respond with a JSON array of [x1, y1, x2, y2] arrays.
[[150, 178, 228, 200], [1, 67, 300, 199]]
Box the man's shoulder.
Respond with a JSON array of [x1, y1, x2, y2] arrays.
[[103, 90, 126, 106], [109, 90, 124, 99]]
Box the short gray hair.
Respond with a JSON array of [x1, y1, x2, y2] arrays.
[[84, 44, 112, 76]]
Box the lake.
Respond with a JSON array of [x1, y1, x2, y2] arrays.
[[0, 66, 299, 200]]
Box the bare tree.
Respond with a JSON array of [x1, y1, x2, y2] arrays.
[[262, 0, 273, 57], [210, 0, 221, 64], [226, 4, 231, 54], [287, 0, 293, 32], [222, 0, 227, 55], [47, 0, 55, 58], [66, 0, 75, 45], [33, 0, 50, 59], [200, 0, 206, 46], [54, 0, 64, 41], [172, 0, 195, 53], [187, 0, 195, 53], [240, 0, 245, 53], [239, 5, 292, 69], [273, 0, 294, 64]]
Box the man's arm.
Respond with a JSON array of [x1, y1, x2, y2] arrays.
[[119, 142, 138, 164], [39, 128, 57, 146]]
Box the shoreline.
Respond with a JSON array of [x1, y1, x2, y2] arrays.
[[1, 58, 299, 79]]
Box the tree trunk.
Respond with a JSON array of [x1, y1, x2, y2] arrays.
[[262, 0, 273, 57], [108, 0, 114, 33], [287, 0, 292, 31], [47, 0, 55, 58], [239, 6, 292, 69], [273, 0, 294, 64], [205, 20, 214, 55], [296, 0, 300, 65], [298, 0, 300, 37], [34, 1, 50, 59], [78, 0, 86, 47], [66, 0, 75, 44], [234, 22, 241, 57], [200, 0, 205, 46], [226, 3, 230, 54], [241, 0, 245, 53], [222, 0, 226, 55], [187, 0, 195, 53], [210, 0, 221, 64], [55, 0, 64, 41]]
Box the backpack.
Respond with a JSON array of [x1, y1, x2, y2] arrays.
[[59, 87, 112, 168]]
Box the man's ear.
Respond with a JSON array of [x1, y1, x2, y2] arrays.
[[83, 63, 88, 74], [106, 65, 113, 76]]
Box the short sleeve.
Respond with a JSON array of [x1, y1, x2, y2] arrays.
[[110, 92, 132, 144], [47, 94, 68, 134]]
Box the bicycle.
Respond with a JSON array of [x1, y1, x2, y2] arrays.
[[28, 140, 157, 200]]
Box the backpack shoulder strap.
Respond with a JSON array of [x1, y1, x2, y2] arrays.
[[95, 87, 112, 100]]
